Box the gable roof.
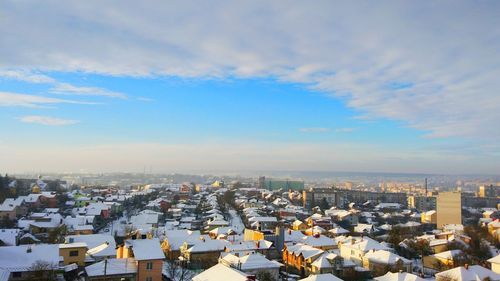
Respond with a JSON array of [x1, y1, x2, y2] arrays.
[[0, 244, 60, 272], [124, 238, 164, 261], [299, 273, 344, 281], [435, 265, 500, 281], [374, 271, 425, 281], [193, 264, 249, 281]]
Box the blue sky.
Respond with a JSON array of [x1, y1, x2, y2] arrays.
[[1, 1, 499, 174]]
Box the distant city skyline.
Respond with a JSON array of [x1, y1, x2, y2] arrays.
[[1, 1, 500, 174]]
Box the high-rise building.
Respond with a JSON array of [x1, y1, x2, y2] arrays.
[[436, 191, 462, 229], [479, 185, 500, 197]]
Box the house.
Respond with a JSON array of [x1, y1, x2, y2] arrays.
[[0, 229, 20, 246], [309, 252, 355, 279], [298, 273, 344, 281], [86, 258, 137, 281], [283, 243, 324, 275], [192, 263, 252, 281], [339, 236, 390, 265], [219, 252, 282, 280], [223, 240, 273, 257], [488, 253, 500, 274], [161, 230, 201, 259], [354, 223, 376, 234], [65, 234, 117, 262], [328, 226, 350, 236], [0, 198, 26, 220], [374, 271, 425, 281], [247, 216, 278, 231], [435, 265, 500, 281], [423, 249, 462, 270], [116, 238, 165, 281], [180, 237, 228, 268], [362, 249, 412, 277], [293, 220, 308, 231], [59, 242, 88, 266], [0, 244, 60, 281], [421, 210, 437, 224]]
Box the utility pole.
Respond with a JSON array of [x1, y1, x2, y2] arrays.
[[103, 257, 108, 280]]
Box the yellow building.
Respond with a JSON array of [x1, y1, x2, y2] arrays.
[[423, 250, 461, 270], [362, 250, 412, 277], [292, 220, 308, 231], [116, 238, 165, 281], [59, 242, 88, 266], [436, 192, 462, 229], [421, 210, 437, 224], [488, 254, 500, 274]]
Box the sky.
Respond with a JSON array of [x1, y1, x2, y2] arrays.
[[1, 1, 500, 175]]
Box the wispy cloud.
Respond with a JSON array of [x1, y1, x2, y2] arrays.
[[0, 91, 92, 107], [19, 115, 79, 126], [0, 70, 55, 84], [50, 83, 127, 99], [299, 127, 330, 133], [335, 128, 355, 133]]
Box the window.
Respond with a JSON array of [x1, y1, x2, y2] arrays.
[[146, 277, 153, 281], [69, 250, 79, 257], [12, 272, 21, 278], [146, 262, 153, 270]]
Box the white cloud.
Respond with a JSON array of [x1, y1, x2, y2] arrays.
[[335, 128, 355, 133], [299, 127, 330, 133], [0, 91, 92, 107], [18, 115, 78, 126], [0, 70, 55, 83], [1, 1, 499, 142], [50, 83, 127, 99]]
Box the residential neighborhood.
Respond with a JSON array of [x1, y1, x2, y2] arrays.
[[1, 174, 500, 281]]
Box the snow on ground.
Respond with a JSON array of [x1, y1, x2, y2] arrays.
[[228, 209, 245, 242]]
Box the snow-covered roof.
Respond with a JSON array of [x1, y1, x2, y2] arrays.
[[286, 243, 324, 259], [186, 238, 228, 253], [59, 242, 88, 249], [328, 226, 349, 235], [435, 265, 500, 281], [299, 273, 344, 281], [66, 234, 116, 257], [165, 230, 201, 251], [302, 235, 337, 248], [192, 263, 249, 281], [124, 238, 164, 260], [220, 252, 282, 270], [85, 258, 137, 277], [224, 240, 273, 252], [433, 249, 462, 260], [364, 249, 411, 265], [374, 271, 425, 281], [342, 237, 390, 252], [0, 244, 60, 272], [285, 229, 306, 243], [0, 229, 19, 246], [311, 252, 338, 269]]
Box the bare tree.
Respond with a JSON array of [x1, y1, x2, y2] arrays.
[[28, 260, 57, 281], [164, 259, 195, 281]]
